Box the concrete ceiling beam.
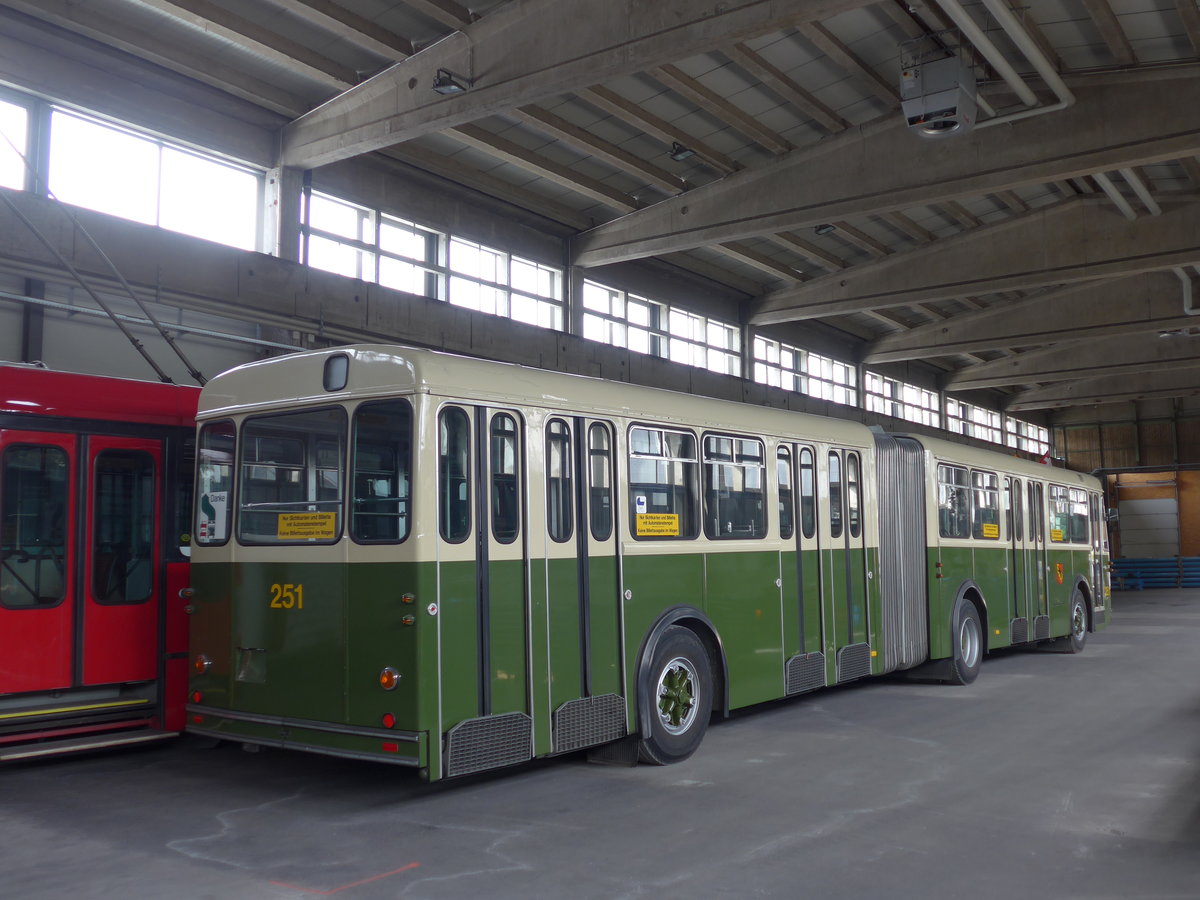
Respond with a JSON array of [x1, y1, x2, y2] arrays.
[[572, 68, 1200, 266], [751, 197, 1200, 324], [281, 0, 874, 169], [865, 272, 1200, 362], [945, 331, 1200, 390], [1008, 368, 1200, 410]]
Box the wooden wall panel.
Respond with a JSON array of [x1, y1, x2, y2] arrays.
[[1139, 419, 1177, 467], [1101, 422, 1137, 469], [1178, 419, 1200, 465], [1179, 471, 1200, 556]]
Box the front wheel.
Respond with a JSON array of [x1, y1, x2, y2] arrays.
[[638, 626, 712, 765], [948, 598, 982, 685], [1067, 590, 1089, 654]]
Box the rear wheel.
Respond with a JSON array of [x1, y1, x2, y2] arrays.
[[1067, 589, 1088, 654], [948, 598, 982, 685], [638, 626, 711, 765]]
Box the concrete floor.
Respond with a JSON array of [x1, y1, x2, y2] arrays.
[[5, 589, 1200, 900]]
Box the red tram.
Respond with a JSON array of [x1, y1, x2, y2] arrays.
[[0, 364, 198, 760]]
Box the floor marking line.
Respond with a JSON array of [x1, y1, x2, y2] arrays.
[[269, 861, 421, 895]]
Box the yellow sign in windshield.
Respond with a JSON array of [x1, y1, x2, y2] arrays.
[[277, 512, 337, 540], [636, 513, 680, 537]]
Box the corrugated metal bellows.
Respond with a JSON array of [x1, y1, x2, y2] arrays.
[[1034, 615, 1051, 641], [837, 643, 873, 683], [552, 694, 626, 754], [444, 712, 532, 778], [785, 652, 826, 694], [1010, 617, 1029, 644], [873, 433, 929, 672]]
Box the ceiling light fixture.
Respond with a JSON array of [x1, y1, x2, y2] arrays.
[[432, 68, 470, 95], [814, 223, 836, 236], [668, 142, 696, 162]]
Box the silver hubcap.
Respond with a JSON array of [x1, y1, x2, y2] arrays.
[[656, 656, 699, 735], [1072, 601, 1087, 640], [959, 614, 980, 668]]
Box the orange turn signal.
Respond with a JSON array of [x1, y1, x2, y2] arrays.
[[193, 654, 212, 674], [379, 667, 400, 691]]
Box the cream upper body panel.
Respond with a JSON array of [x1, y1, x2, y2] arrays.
[[899, 432, 1102, 491], [198, 343, 876, 449]]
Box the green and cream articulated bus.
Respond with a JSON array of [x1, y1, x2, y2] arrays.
[[186, 345, 1109, 781]]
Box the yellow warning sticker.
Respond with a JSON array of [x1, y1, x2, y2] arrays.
[[980, 523, 999, 539], [277, 512, 337, 540], [1050, 528, 1064, 542], [636, 513, 680, 537]]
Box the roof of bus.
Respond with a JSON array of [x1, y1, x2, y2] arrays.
[[0, 364, 199, 426], [199, 344, 877, 446], [900, 431, 1101, 488]]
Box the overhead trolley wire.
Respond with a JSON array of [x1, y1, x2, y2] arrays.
[[1, 128, 207, 385]]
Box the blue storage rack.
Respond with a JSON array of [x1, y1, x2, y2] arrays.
[[1111, 557, 1200, 590]]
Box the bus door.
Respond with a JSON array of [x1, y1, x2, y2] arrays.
[[439, 406, 531, 724], [81, 437, 161, 686], [781, 445, 825, 693], [822, 449, 871, 684], [1028, 481, 1049, 638], [1007, 477, 1030, 640], [1089, 492, 1105, 621], [542, 417, 624, 755], [0, 432, 76, 693]]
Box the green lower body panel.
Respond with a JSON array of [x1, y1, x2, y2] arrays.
[[187, 703, 426, 768]]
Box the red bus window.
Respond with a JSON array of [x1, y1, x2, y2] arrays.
[[1, 445, 68, 609], [93, 450, 155, 605]]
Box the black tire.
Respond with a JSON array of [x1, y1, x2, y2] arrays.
[[1067, 589, 1089, 654], [638, 625, 711, 765], [948, 597, 982, 685]]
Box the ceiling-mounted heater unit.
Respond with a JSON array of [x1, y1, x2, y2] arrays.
[[900, 33, 977, 138]]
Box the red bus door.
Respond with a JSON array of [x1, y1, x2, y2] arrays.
[[81, 437, 162, 686], [0, 432, 77, 693]]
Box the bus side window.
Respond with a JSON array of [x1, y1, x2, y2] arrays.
[[588, 424, 613, 542], [438, 407, 471, 543], [971, 470, 999, 540], [1068, 488, 1089, 543], [703, 434, 766, 539], [799, 447, 816, 539], [777, 446, 793, 540], [628, 426, 698, 540], [1012, 478, 1023, 539], [938, 464, 970, 539], [546, 419, 572, 543], [1, 445, 69, 609], [490, 414, 519, 544], [351, 400, 412, 544], [846, 452, 861, 539], [828, 451, 843, 539]]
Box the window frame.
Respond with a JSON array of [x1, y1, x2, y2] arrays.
[[91, 448, 156, 606], [628, 424, 700, 541], [701, 432, 767, 541], [938, 463, 971, 540], [350, 399, 414, 546], [0, 443, 71, 610], [545, 418, 574, 544], [236, 406, 348, 547], [438, 406, 472, 544]]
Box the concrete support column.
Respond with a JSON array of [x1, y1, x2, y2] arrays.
[[566, 265, 585, 338], [262, 166, 305, 260], [741, 323, 754, 382], [21, 278, 44, 363]]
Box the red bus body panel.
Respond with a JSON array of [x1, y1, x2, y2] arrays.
[[0, 365, 198, 761]]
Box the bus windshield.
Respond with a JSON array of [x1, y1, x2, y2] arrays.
[[237, 407, 347, 544]]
